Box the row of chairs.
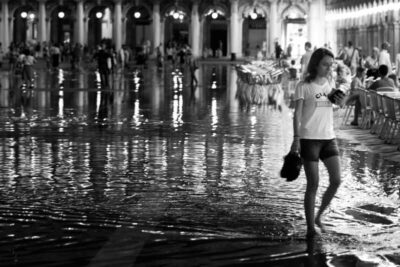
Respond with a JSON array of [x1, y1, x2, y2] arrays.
[[342, 88, 400, 150]]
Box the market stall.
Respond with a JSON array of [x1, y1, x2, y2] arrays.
[[236, 61, 285, 107]]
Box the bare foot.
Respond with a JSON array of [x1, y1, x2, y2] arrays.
[[306, 227, 321, 239], [315, 216, 326, 233]]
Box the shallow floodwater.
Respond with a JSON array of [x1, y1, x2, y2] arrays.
[[0, 63, 399, 266]]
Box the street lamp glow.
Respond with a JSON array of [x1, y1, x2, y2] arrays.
[[96, 12, 103, 19], [29, 13, 35, 20], [250, 12, 258, 20], [134, 11, 141, 18], [58, 11, 65, 19], [211, 11, 218, 19], [21, 11, 28, 18], [173, 12, 179, 19], [179, 14, 184, 20]]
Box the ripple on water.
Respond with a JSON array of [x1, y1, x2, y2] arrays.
[[0, 67, 400, 266]]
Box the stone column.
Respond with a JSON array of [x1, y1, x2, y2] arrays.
[[269, 0, 278, 55], [122, 17, 126, 47], [392, 11, 400, 59], [84, 17, 89, 45], [307, 0, 319, 48], [227, 18, 231, 55], [359, 26, 367, 53], [367, 26, 372, 55], [265, 17, 269, 55], [393, 18, 400, 59], [1, 0, 10, 49], [160, 18, 165, 50], [191, 1, 200, 57], [38, 0, 47, 44], [75, 0, 84, 45], [113, 0, 122, 51], [46, 17, 51, 44], [376, 25, 381, 48], [230, 0, 239, 58], [382, 23, 388, 44], [238, 18, 243, 58], [199, 17, 204, 57], [152, 1, 161, 56]]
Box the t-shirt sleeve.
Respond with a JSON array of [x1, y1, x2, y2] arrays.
[[294, 81, 305, 100]]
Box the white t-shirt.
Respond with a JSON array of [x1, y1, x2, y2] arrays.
[[378, 50, 392, 73], [294, 79, 336, 139], [300, 50, 312, 77]]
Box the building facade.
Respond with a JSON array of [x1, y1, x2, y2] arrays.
[[0, 0, 330, 58], [14, 0, 400, 60], [326, 0, 400, 60]]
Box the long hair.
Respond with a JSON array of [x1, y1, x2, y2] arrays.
[[304, 48, 334, 83]]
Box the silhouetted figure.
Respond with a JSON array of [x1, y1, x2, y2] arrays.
[[93, 43, 112, 88]]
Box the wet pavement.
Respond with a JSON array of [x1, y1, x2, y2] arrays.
[[0, 62, 399, 266]]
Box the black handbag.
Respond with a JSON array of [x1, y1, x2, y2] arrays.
[[280, 151, 302, 182]]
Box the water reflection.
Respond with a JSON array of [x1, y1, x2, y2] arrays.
[[0, 64, 399, 266]]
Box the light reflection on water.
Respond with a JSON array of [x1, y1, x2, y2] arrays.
[[0, 65, 399, 266]]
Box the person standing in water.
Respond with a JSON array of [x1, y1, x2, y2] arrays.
[[291, 48, 345, 238]]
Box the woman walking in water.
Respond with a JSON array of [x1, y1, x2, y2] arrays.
[[290, 48, 345, 238]]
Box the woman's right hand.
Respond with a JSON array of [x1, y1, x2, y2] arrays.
[[290, 137, 300, 153]]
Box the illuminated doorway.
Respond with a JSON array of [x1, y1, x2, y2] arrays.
[[282, 6, 307, 59], [285, 18, 307, 59], [241, 6, 267, 58], [88, 6, 112, 48], [203, 8, 228, 57], [242, 17, 266, 57], [13, 7, 37, 44], [126, 6, 151, 52], [50, 7, 73, 45], [164, 8, 189, 45]]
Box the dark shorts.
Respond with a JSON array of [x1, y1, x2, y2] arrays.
[[300, 139, 339, 162]]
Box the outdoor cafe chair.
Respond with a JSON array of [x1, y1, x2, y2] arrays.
[[396, 98, 400, 151], [381, 94, 400, 143], [369, 90, 386, 135], [375, 91, 400, 139], [341, 96, 355, 126], [357, 88, 372, 129], [376, 87, 397, 92]]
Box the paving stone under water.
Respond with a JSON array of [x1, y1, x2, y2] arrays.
[[0, 64, 399, 266]]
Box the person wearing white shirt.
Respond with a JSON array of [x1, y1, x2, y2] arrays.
[[300, 42, 313, 80], [345, 41, 359, 75], [395, 53, 400, 78], [291, 48, 345, 239], [378, 42, 392, 74]]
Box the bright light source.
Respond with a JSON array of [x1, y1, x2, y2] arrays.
[[29, 13, 35, 19], [96, 12, 103, 19], [211, 12, 218, 19], [288, 12, 297, 19], [134, 11, 141, 18], [179, 14, 184, 20], [250, 12, 258, 20], [58, 11, 65, 19], [173, 12, 179, 19], [21, 11, 28, 18]]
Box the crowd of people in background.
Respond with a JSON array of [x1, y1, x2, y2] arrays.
[[2, 35, 400, 99], [0, 38, 201, 89]]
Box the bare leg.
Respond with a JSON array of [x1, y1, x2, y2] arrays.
[[315, 156, 341, 231], [303, 160, 320, 237]]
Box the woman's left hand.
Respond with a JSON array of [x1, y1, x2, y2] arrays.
[[335, 92, 347, 107]]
